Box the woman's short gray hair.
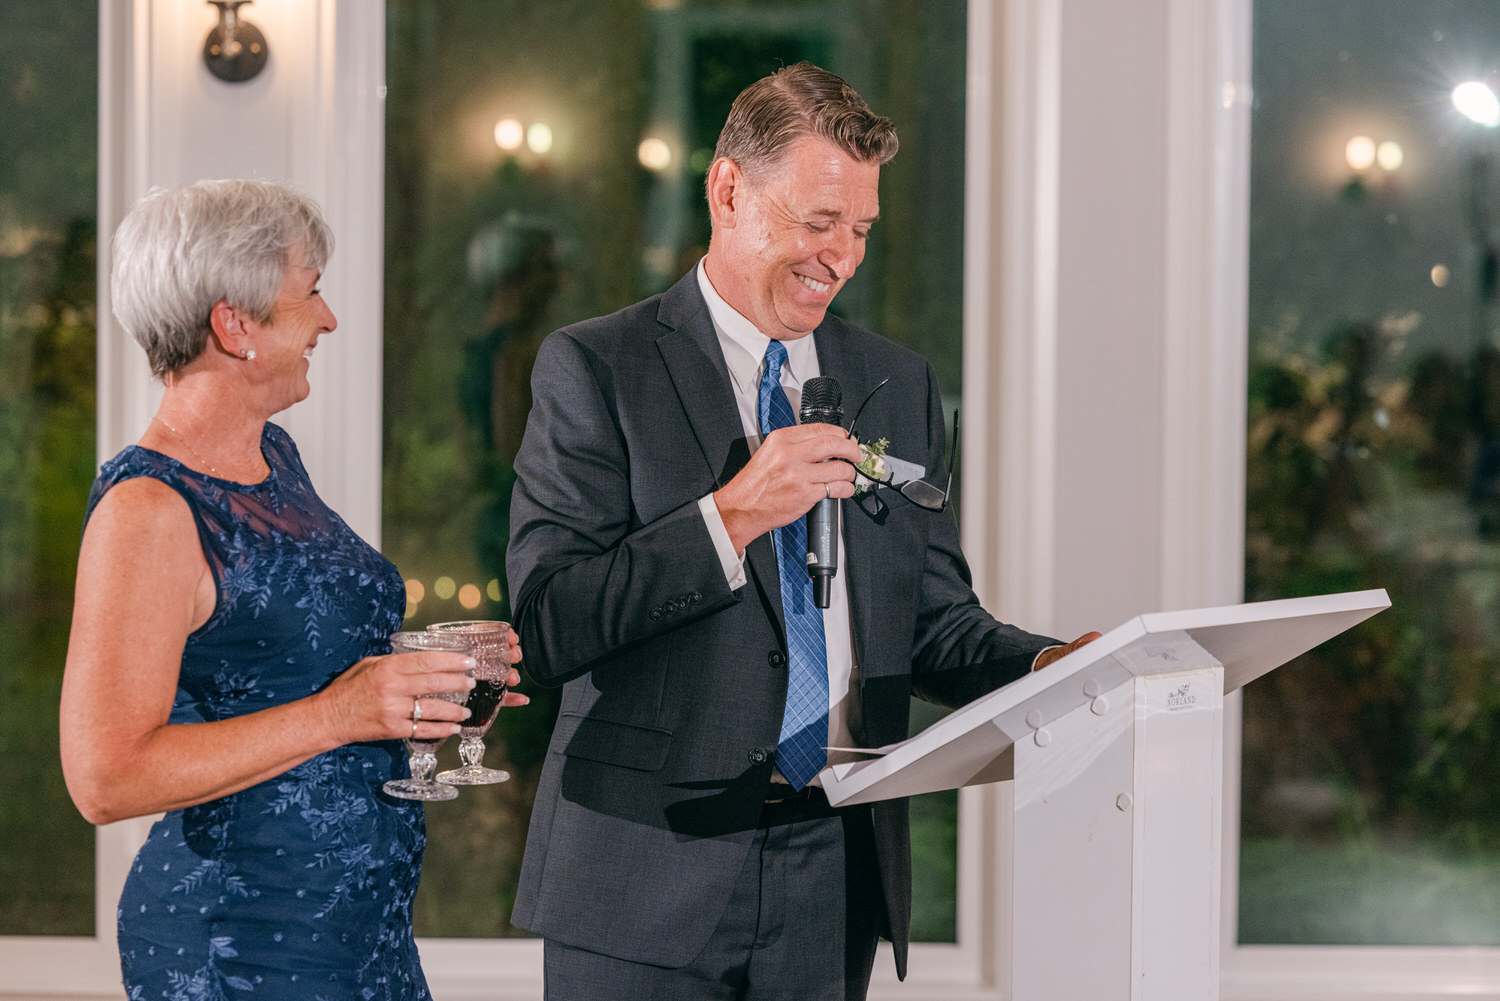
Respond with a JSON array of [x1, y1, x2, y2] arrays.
[[110, 179, 334, 376], [711, 62, 899, 191]]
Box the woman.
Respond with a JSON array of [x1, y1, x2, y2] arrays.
[[60, 178, 525, 999]]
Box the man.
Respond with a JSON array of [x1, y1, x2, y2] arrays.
[[506, 62, 1097, 1000]]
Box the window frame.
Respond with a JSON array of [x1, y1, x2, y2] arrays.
[[11, 0, 1496, 998]]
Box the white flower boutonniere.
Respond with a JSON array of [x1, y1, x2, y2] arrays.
[[853, 437, 890, 494]]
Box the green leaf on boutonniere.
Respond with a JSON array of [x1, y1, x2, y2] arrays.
[[854, 437, 890, 494]]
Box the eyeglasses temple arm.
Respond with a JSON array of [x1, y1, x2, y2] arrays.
[[946, 409, 960, 517], [844, 378, 891, 440]]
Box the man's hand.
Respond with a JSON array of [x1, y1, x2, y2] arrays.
[[1033, 631, 1103, 671], [713, 424, 862, 553]]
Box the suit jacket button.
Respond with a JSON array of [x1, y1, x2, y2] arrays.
[[748, 747, 769, 766], [768, 651, 787, 669]]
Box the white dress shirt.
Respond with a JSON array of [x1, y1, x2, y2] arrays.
[[692, 261, 860, 780]]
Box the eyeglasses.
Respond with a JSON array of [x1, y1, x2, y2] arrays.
[[841, 379, 958, 514]]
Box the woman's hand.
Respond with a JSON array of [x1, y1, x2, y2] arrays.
[[317, 624, 530, 747], [316, 649, 476, 746]]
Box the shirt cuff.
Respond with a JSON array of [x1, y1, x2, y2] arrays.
[[698, 493, 747, 590]]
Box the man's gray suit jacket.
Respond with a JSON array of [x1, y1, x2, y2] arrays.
[[505, 270, 1057, 979]]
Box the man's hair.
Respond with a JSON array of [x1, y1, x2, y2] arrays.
[[111, 178, 333, 377], [711, 61, 898, 189]]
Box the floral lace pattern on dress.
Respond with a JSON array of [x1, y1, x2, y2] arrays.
[[94, 424, 429, 1000]]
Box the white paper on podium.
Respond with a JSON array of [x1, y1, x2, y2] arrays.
[[822, 588, 1390, 806]]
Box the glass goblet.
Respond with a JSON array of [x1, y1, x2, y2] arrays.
[[428, 620, 512, 785], [381, 630, 472, 801]]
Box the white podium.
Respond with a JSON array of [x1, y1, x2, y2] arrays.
[[823, 589, 1391, 1000]]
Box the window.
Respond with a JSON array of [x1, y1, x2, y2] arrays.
[[1242, 0, 1500, 947], [0, 0, 98, 938], [383, 0, 967, 941]]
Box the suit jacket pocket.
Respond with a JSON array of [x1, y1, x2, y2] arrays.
[[558, 711, 672, 772]]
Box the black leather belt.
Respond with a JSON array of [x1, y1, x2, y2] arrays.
[[764, 783, 821, 804], [762, 783, 840, 824]]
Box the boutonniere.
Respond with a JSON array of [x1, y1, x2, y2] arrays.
[[853, 437, 890, 495]]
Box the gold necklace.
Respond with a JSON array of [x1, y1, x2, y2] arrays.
[[150, 416, 223, 477]]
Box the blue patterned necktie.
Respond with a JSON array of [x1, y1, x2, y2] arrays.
[[757, 339, 830, 789]]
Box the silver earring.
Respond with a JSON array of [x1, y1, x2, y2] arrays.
[[242, 348, 256, 360]]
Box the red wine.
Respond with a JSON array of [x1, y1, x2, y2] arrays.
[[461, 678, 506, 732]]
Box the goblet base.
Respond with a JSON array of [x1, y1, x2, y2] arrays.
[[436, 765, 510, 785], [383, 778, 460, 801]]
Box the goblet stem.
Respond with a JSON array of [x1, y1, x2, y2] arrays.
[[436, 732, 510, 785], [410, 747, 438, 782], [383, 740, 459, 801], [459, 737, 484, 769]]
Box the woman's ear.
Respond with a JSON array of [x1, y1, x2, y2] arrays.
[[207, 300, 254, 359]]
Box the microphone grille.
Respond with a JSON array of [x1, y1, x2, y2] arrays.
[[800, 376, 844, 426]]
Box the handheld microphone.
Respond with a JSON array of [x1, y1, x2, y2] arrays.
[[799, 376, 844, 608]]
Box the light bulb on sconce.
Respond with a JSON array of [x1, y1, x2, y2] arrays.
[[1346, 135, 1377, 172], [494, 118, 525, 152], [203, 0, 269, 83], [526, 122, 553, 155]]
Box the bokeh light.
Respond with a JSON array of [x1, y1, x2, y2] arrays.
[[638, 136, 672, 172], [458, 583, 482, 610], [494, 117, 524, 151]]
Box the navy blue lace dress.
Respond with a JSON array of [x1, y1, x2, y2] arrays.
[[91, 424, 430, 1001]]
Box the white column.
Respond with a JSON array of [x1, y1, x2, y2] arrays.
[[97, 0, 385, 541]]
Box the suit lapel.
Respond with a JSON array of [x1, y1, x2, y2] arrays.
[[653, 273, 785, 628], [654, 275, 745, 488]]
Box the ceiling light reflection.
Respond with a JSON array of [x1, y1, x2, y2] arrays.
[[1454, 81, 1500, 128]]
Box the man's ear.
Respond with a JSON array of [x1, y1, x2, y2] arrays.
[[705, 157, 744, 230]]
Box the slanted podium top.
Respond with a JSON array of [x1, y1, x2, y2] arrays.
[[823, 589, 1390, 806]]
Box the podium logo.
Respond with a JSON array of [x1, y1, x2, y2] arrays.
[[1166, 682, 1198, 711]]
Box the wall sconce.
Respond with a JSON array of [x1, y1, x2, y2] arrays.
[[203, 1, 269, 83]]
